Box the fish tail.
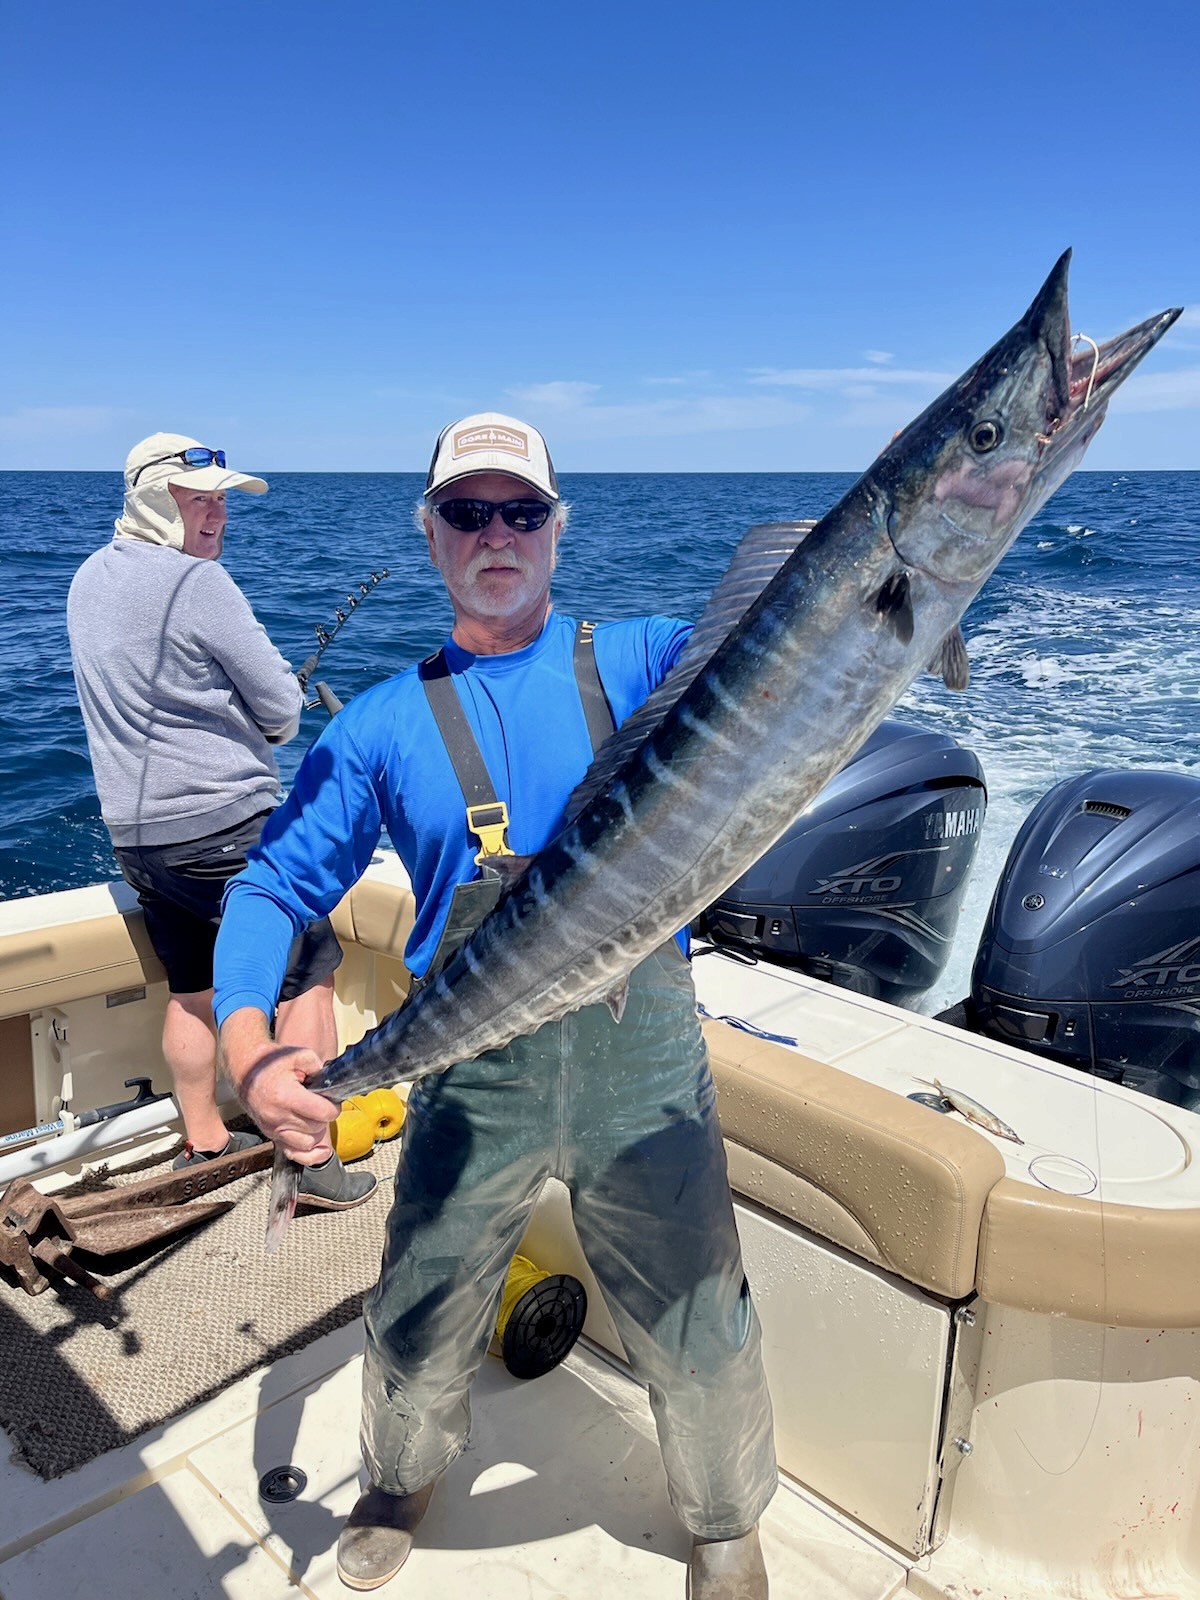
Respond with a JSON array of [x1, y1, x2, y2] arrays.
[[264, 1144, 302, 1255]]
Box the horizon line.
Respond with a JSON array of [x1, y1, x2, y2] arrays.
[[3, 465, 1199, 476]]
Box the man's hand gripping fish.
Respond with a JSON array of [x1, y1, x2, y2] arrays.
[[264, 251, 1180, 1250]]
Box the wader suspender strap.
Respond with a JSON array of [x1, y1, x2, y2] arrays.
[[574, 620, 617, 754], [419, 621, 616, 864]]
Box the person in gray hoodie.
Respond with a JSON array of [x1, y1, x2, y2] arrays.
[[67, 432, 373, 1210]]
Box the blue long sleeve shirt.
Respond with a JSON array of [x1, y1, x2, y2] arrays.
[[212, 611, 691, 1027]]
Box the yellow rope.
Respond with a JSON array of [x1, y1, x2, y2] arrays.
[[495, 1254, 550, 1338]]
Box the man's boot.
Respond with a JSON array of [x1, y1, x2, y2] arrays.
[[172, 1129, 264, 1170], [335, 1480, 437, 1591], [297, 1151, 376, 1210], [687, 1526, 769, 1599]]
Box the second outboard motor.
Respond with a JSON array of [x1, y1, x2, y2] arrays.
[[696, 721, 986, 1005], [971, 769, 1200, 1110]]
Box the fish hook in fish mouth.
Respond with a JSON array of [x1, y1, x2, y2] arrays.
[[1072, 333, 1101, 411], [1055, 305, 1183, 444]]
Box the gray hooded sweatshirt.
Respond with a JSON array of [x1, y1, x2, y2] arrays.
[[67, 441, 302, 848]]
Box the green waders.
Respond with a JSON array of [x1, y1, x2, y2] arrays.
[[361, 889, 777, 1537]]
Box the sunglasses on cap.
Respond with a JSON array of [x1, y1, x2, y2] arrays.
[[434, 498, 553, 534], [130, 446, 226, 488]]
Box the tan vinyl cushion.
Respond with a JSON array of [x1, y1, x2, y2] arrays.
[[329, 891, 356, 945], [705, 1019, 1005, 1299], [0, 911, 165, 1016], [978, 1177, 1200, 1329], [332, 874, 416, 963]]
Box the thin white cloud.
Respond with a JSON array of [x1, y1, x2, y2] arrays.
[[640, 371, 714, 387], [863, 350, 894, 365], [0, 404, 131, 440], [836, 399, 936, 433], [505, 381, 601, 410], [501, 384, 813, 440], [1109, 367, 1200, 413], [749, 366, 955, 393]]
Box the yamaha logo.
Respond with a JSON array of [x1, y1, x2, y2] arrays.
[[923, 806, 983, 842]]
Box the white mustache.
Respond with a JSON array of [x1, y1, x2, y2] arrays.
[[468, 551, 528, 579]]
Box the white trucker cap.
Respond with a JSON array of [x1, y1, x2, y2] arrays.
[[425, 412, 559, 501]]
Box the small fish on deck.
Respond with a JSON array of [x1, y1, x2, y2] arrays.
[[913, 1076, 1024, 1144]]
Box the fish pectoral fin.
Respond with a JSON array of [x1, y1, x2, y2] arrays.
[[479, 854, 536, 890], [603, 978, 631, 1024], [928, 625, 970, 690], [874, 570, 914, 645]]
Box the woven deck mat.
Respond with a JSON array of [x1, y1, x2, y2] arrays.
[[0, 1131, 403, 1480]]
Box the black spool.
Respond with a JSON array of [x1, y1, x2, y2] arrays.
[[500, 1273, 588, 1380]]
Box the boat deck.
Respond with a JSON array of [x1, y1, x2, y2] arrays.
[[0, 1316, 908, 1599], [4, 872, 1198, 1598], [691, 945, 1200, 1205]]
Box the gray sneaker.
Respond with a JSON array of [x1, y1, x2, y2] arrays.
[[172, 1129, 264, 1171], [297, 1152, 377, 1210]]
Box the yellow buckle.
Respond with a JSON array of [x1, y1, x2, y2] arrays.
[[467, 801, 514, 862]]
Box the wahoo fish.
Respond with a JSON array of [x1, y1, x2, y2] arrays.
[[265, 251, 1179, 1248]]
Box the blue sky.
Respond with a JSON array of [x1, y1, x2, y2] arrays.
[[2, 0, 1197, 472]]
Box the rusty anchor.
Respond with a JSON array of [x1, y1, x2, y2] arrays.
[[0, 1141, 273, 1299]]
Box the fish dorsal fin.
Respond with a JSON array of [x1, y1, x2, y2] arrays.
[[564, 520, 817, 823]]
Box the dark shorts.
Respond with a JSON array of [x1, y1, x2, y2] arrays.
[[114, 810, 342, 1000]]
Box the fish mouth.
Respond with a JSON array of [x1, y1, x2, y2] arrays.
[[1064, 305, 1181, 419], [876, 255, 1180, 583], [1029, 250, 1182, 448]]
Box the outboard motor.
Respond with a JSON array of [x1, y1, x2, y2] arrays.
[[971, 769, 1200, 1109], [696, 721, 986, 1005]]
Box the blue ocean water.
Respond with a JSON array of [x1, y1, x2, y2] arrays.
[[2, 469, 1198, 1011]]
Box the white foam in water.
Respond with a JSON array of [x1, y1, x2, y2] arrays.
[[1017, 656, 1073, 687], [897, 575, 1200, 1016]]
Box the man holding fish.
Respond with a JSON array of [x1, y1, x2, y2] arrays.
[[214, 412, 778, 1597], [215, 254, 1180, 1592]]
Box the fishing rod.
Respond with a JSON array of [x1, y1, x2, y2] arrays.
[[295, 569, 391, 713]]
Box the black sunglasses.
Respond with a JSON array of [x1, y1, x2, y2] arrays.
[[131, 446, 226, 488], [434, 497, 552, 534]]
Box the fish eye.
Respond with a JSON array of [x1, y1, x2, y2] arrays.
[[969, 419, 1003, 453]]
